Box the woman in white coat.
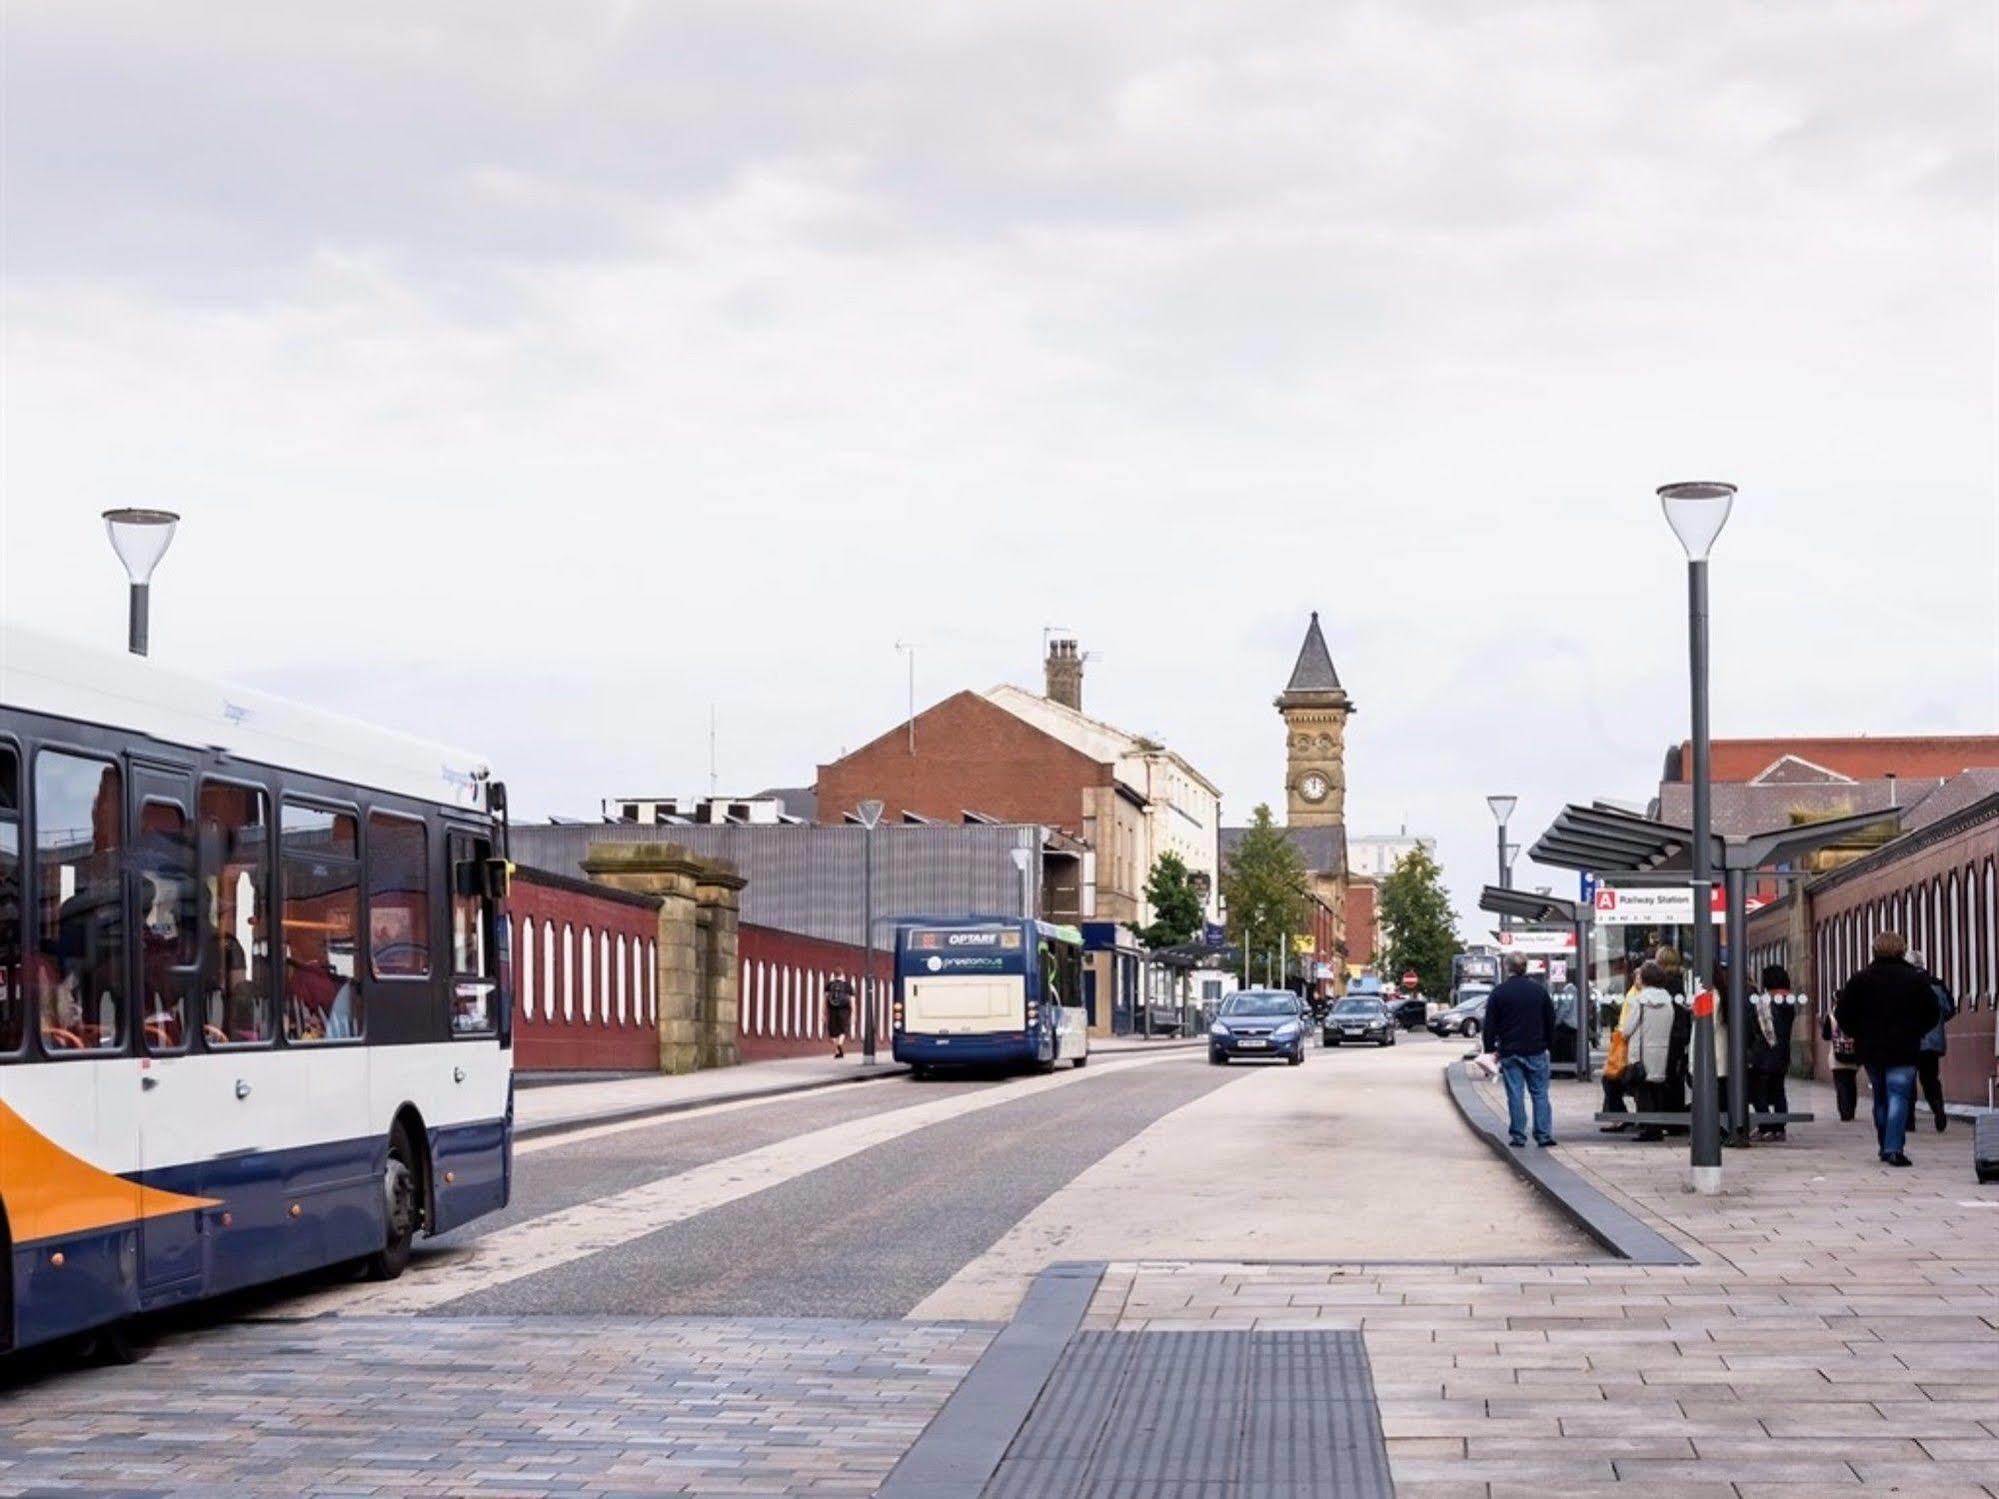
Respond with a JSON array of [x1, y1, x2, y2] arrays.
[[1618, 960, 1679, 1142]]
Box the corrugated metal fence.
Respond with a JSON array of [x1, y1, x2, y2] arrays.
[[512, 820, 1041, 948]]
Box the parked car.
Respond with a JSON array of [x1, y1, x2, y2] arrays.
[[1427, 985, 1490, 1038], [1324, 996, 1396, 1047], [1208, 989, 1308, 1066]]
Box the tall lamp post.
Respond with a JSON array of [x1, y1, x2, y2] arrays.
[[857, 798, 885, 1063], [102, 509, 180, 656], [1487, 796, 1517, 932], [1659, 480, 1735, 1195]]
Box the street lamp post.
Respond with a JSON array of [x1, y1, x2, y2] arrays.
[[857, 799, 885, 1063], [1487, 796, 1517, 932], [1659, 480, 1735, 1195], [102, 509, 180, 656]]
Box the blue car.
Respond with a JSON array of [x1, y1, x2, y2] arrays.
[[1208, 990, 1308, 1066]]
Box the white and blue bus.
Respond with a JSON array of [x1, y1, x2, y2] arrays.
[[891, 917, 1088, 1076], [0, 624, 512, 1355]]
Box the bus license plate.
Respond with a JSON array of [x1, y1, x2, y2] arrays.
[[1238, 1038, 1267, 1048]]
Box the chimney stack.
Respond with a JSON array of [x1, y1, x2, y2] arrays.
[[1045, 637, 1083, 711]]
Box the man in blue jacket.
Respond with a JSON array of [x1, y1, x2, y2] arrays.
[[1485, 955, 1559, 1148]]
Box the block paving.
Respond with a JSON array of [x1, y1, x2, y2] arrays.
[[0, 1315, 993, 1497], [1083, 1072, 1999, 1496]]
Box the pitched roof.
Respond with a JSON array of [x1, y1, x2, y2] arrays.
[[1220, 823, 1346, 877], [1665, 735, 1999, 784], [1282, 612, 1344, 696]]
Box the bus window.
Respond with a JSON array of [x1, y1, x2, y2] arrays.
[[283, 801, 361, 1043], [367, 812, 431, 980], [0, 743, 20, 1054], [32, 751, 124, 1053], [136, 799, 199, 1052], [200, 782, 273, 1046], [449, 831, 497, 1035]]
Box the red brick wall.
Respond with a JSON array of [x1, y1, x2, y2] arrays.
[[1675, 737, 1999, 784], [738, 923, 893, 1061], [1800, 812, 1996, 1106], [816, 691, 1108, 835], [1345, 881, 1378, 965], [509, 869, 661, 1072]]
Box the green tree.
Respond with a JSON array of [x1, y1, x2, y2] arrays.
[[1136, 850, 1206, 950], [1220, 804, 1312, 981], [1378, 845, 1459, 1002]]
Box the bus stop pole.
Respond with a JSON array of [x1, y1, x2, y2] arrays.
[[1574, 914, 1592, 1082], [1725, 867, 1750, 1143]]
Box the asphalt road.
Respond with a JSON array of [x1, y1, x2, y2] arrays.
[[436, 1052, 1240, 1319]]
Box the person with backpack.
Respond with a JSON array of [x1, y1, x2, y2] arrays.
[[824, 973, 856, 1060], [1747, 964, 1801, 1140], [1907, 948, 1957, 1134]]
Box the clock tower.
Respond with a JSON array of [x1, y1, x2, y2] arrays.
[[1277, 611, 1353, 829]]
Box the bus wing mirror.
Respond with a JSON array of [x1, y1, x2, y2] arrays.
[[484, 858, 513, 900]]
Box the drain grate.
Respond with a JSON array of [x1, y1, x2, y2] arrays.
[[984, 1329, 1393, 1498]]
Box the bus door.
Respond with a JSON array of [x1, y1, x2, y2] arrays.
[[129, 760, 206, 1289]]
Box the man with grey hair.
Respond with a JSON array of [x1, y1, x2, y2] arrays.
[[1484, 954, 1559, 1148], [1835, 931, 1940, 1167], [1908, 949, 1957, 1133]]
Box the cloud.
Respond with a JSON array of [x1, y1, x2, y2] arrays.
[[3, 0, 1993, 920]]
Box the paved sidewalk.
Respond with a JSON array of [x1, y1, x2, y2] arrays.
[[0, 1316, 994, 1497], [515, 1034, 1202, 1138], [1081, 1068, 1999, 1496]]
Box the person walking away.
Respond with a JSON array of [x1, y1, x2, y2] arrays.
[[1599, 973, 1642, 1132], [1618, 962, 1678, 1141], [1485, 956, 1559, 1149], [1819, 988, 1861, 1122], [1907, 949, 1956, 1133], [824, 973, 855, 1060], [1834, 932, 1942, 1167], [1748, 964, 1801, 1139]]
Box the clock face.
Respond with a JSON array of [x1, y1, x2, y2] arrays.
[[1299, 772, 1329, 803]]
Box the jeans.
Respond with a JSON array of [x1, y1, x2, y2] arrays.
[[1500, 1052, 1555, 1144], [1917, 1052, 1946, 1123], [1833, 1067, 1858, 1122], [1863, 1062, 1917, 1158]]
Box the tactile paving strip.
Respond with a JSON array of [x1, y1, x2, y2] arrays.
[[985, 1329, 1393, 1498]]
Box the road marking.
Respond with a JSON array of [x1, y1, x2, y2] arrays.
[[285, 1051, 1188, 1317]]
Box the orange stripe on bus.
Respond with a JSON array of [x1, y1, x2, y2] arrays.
[[0, 1100, 220, 1245]]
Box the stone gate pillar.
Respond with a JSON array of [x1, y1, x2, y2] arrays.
[[695, 868, 745, 1069], [582, 842, 742, 1074]]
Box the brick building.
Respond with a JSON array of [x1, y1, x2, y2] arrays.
[[813, 641, 1222, 930]]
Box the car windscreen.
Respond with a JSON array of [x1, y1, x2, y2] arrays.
[[1332, 999, 1384, 1016], [1219, 994, 1298, 1017]]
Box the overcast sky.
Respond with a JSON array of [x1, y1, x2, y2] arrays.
[[4, 1, 1994, 926]]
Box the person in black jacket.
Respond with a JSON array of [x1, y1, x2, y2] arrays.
[[1834, 932, 1942, 1166], [824, 974, 855, 1059], [1484, 956, 1558, 1149], [1747, 964, 1800, 1140]]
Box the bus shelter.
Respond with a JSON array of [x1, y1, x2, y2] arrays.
[[1528, 801, 1896, 1142], [1478, 886, 1592, 1082]]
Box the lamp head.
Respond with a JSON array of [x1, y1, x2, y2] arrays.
[[102, 508, 180, 584], [1486, 794, 1518, 825], [1656, 481, 1735, 561], [1009, 847, 1031, 873], [856, 798, 885, 831]]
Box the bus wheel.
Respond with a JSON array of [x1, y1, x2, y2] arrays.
[[1072, 1055, 1088, 1069], [364, 1124, 420, 1282], [90, 1322, 149, 1365]]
